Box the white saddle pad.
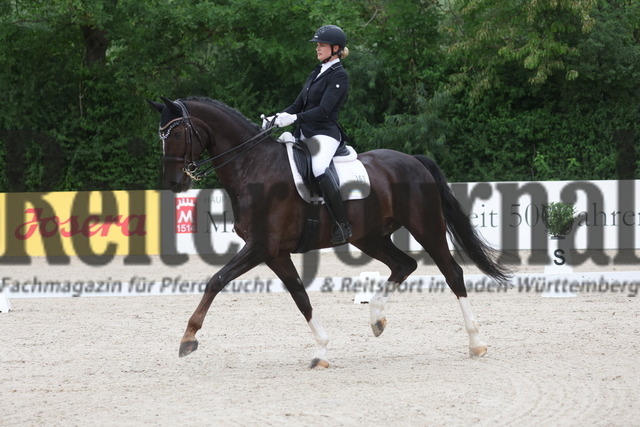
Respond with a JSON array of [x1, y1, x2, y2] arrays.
[[279, 132, 371, 204]]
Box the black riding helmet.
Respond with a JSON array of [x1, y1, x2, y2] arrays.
[[309, 25, 346, 58]]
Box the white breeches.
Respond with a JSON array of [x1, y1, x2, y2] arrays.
[[301, 134, 340, 177]]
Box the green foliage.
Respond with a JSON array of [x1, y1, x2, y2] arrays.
[[437, 0, 638, 181], [444, 0, 598, 97], [343, 0, 446, 155], [542, 202, 576, 237], [0, 0, 638, 192]]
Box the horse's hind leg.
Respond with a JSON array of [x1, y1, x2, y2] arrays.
[[458, 285, 488, 357], [441, 256, 488, 356], [352, 236, 417, 337], [408, 220, 488, 357], [266, 253, 329, 369]]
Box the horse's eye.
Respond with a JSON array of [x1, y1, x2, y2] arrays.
[[173, 132, 181, 138]]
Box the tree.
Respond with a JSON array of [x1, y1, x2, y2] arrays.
[[443, 0, 598, 98], [0, 0, 370, 191], [437, 0, 638, 181], [0, 0, 637, 192], [343, 0, 447, 156]]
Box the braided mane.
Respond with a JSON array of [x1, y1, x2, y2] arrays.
[[184, 97, 261, 133]]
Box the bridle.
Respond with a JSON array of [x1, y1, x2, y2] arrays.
[[158, 100, 276, 181], [159, 100, 204, 177]]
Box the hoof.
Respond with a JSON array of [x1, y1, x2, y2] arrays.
[[309, 358, 330, 369], [371, 317, 387, 337], [469, 345, 488, 357], [179, 340, 199, 358]]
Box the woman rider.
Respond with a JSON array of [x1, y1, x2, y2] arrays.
[[264, 25, 352, 245]]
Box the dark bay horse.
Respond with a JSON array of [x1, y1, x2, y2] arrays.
[[148, 96, 511, 368]]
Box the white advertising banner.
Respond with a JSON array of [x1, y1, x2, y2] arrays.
[[165, 180, 639, 255], [448, 179, 639, 251]]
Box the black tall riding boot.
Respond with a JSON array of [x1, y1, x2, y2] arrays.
[[317, 171, 352, 245]]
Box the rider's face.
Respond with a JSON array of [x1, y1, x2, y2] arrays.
[[316, 43, 335, 62]]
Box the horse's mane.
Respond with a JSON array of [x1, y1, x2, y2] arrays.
[[184, 96, 261, 133]]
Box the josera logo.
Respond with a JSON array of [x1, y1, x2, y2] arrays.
[[0, 190, 157, 263], [15, 208, 145, 239], [175, 197, 197, 234]]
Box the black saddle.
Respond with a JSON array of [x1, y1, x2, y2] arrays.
[[291, 139, 349, 197]]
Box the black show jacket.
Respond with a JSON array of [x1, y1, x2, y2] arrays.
[[284, 61, 349, 141]]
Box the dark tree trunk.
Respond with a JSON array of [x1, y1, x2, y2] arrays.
[[82, 25, 109, 65], [614, 129, 637, 179]]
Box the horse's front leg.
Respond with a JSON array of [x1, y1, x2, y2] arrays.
[[266, 254, 330, 369], [179, 243, 266, 357]]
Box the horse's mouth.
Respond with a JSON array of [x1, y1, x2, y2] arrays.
[[167, 175, 192, 193]]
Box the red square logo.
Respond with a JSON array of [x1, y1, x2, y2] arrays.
[[175, 197, 197, 233]]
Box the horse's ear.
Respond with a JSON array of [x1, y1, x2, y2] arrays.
[[146, 98, 164, 113], [161, 96, 183, 117]]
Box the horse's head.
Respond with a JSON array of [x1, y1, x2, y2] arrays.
[[148, 97, 207, 193]]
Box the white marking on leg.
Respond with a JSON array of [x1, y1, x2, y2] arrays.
[[308, 317, 329, 366], [369, 281, 399, 337], [458, 297, 488, 357]]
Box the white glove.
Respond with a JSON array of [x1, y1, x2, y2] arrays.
[[274, 112, 297, 128], [260, 114, 276, 129]]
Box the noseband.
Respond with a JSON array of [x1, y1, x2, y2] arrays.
[[158, 100, 204, 179], [158, 100, 276, 181]]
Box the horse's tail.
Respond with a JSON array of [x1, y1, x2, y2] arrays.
[[414, 155, 512, 286]]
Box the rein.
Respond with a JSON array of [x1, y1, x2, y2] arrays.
[[159, 101, 276, 181], [185, 124, 276, 181]]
